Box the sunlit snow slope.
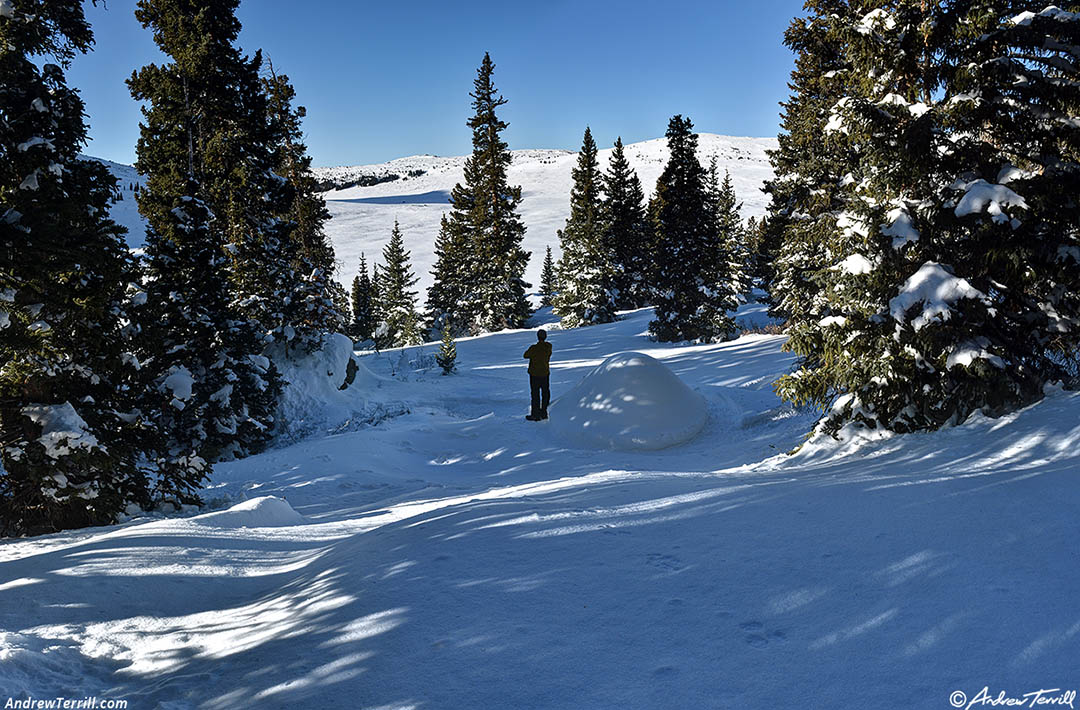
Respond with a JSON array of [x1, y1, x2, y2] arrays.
[[2, 306, 1078, 709], [316, 134, 776, 297], [95, 134, 776, 301]]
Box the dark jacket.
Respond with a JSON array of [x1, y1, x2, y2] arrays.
[[524, 341, 552, 376]]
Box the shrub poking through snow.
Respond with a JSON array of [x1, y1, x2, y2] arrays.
[[435, 326, 458, 375]]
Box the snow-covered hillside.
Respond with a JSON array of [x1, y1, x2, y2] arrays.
[[318, 134, 776, 297], [82, 155, 147, 246], [93, 134, 776, 300], [2, 306, 1077, 708]]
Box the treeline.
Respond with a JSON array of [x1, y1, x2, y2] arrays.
[[547, 120, 757, 342], [312, 169, 426, 194], [0, 0, 343, 534]]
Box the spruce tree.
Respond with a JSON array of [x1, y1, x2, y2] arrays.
[[350, 253, 377, 343], [539, 246, 557, 307], [435, 325, 458, 375], [553, 127, 618, 328], [263, 64, 345, 345], [774, 2, 1080, 434], [602, 137, 651, 308], [376, 222, 422, 348], [762, 0, 857, 327], [707, 163, 749, 298], [430, 53, 531, 333], [426, 214, 469, 334], [649, 116, 737, 342], [0, 0, 147, 533], [128, 0, 283, 501]]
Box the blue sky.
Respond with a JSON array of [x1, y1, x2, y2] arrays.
[[69, 0, 804, 167]]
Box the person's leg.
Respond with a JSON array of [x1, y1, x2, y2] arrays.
[[530, 375, 541, 418], [540, 376, 550, 418]]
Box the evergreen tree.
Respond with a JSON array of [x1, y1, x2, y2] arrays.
[[429, 53, 531, 333], [128, 0, 283, 501], [707, 163, 749, 298], [328, 279, 351, 336], [350, 253, 377, 342], [262, 63, 344, 344], [0, 0, 147, 533], [553, 127, 618, 328], [648, 116, 737, 343], [762, 0, 856, 327], [435, 325, 458, 375], [376, 222, 422, 348], [602, 137, 651, 308], [774, 2, 1080, 434], [425, 214, 469, 334], [539, 246, 557, 307]]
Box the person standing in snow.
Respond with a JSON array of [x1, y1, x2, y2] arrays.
[[524, 330, 552, 421]]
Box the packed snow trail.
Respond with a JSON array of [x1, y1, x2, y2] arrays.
[[1, 308, 1078, 709]]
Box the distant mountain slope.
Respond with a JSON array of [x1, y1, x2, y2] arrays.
[[81, 155, 148, 247], [91, 133, 778, 300], [317, 134, 776, 300]]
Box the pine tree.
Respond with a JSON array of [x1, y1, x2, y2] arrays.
[[426, 214, 469, 334], [553, 127, 618, 328], [128, 0, 284, 501], [762, 0, 856, 327], [774, 2, 1080, 435], [539, 246, 557, 307], [262, 63, 344, 345], [707, 163, 749, 298], [376, 222, 422, 348], [0, 0, 147, 533], [350, 253, 377, 343], [435, 325, 458, 375], [602, 137, 651, 308], [648, 116, 737, 343], [430, 53, 531, 333]]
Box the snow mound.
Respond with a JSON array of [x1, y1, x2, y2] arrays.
[[550, 352, 707, 451], [273, 333, 390, 440], [190, 496, 304, 528]]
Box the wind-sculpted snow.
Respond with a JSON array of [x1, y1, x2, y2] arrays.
[[2, 307, 1077, 708]]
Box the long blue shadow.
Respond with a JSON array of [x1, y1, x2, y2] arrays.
[[329, 190, 451, 205]]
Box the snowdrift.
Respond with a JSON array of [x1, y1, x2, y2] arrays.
[[550, 352, 707, 451], [190, 496, 304, 528], [271, 333, 393, 441]]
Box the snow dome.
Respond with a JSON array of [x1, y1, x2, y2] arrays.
[[550, 352, 707, 451]]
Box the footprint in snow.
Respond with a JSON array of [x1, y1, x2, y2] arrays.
[[739, 621, 788, 649], [645, 553, 686, 572]]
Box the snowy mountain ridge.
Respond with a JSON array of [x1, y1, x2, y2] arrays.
[[94, 133, 777, 298], [317, 133, 776, 297]]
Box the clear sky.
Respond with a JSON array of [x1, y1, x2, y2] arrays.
[[68, 0, 805, 167]]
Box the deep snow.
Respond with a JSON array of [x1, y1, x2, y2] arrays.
[[1, 307, 1078, 709]]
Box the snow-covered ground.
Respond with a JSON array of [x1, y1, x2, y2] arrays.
[[2, 307, 1078, 709], [95, 133, 777, 299]]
